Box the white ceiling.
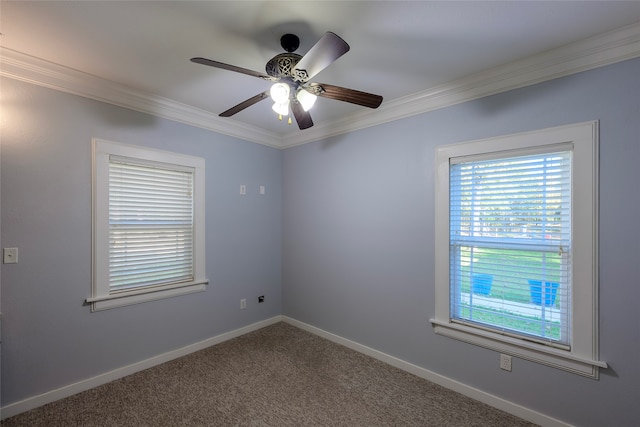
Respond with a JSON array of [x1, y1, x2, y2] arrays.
[[2, 1, 640, 144]]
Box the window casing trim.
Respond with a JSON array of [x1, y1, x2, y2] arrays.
[[90, 138, 208, 311], [430, 319, 607, 374], [430, 121, 605, 378]]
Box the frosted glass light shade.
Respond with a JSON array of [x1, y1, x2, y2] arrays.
[[272, 101, 289, 116], [270, 83, 290, 104], [296, 89, 317, 111]]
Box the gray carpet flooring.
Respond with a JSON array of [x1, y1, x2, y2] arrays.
[[1, 322, 537, 426]]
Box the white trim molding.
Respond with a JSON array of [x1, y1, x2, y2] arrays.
[[2, 22, 640, 149], [282, 316, 571, 427], [90, 138, 208, 311], [280, 21, 640, 148], [0, 316, 282, 420], [3, 314, 572, 425], [432, 121, 603, 378], [0, 49, 280, 148]]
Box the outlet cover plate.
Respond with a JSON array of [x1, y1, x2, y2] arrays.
[[500, 353, 512, 371]]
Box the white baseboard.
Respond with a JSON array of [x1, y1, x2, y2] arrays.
[[282, 316, 570, 427], [3, 315, 569, 426], [0, 316, 282, 420]]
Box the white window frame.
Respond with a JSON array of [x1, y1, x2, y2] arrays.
[[88, 138, 208, 311], [430, 121, 606, 378]]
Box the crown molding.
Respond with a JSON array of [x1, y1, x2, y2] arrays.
[[280, 21, 640, 148], [0, 48, 281, 148], [3, 22, 640, 149]]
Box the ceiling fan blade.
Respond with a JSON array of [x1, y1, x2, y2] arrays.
[[219, 91, 270, 117], [191, 57, 275, 81], [309, 83, 383, 109], [290, 100, 314, 130], [292, 32, 350, 82]]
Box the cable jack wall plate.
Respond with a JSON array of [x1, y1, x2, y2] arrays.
[[3, 248, 18, 264]]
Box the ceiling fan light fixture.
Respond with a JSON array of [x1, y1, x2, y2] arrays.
[[296, 89, 317, 111], [270, 82, 290, 104], [193, 31, 382, 130], [272, 100, 289, 116]]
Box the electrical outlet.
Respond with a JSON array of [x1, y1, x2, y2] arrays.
[[258, 295, 265, 303], [500, 354, 512, 371], [240, 298, 246, 309]]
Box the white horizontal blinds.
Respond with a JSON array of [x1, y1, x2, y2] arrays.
[[449, 151, 572, 347], [109, 157, 195, 293]]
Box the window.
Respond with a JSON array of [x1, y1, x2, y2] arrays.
[[431, 122, 606, 378], [89, 139, 207, 311], [449, 151, 572, 347]]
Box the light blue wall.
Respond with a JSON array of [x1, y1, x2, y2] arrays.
[[0, 78, 283, 405], [3, 56, 640, 425], [282, 58, 640, 426]]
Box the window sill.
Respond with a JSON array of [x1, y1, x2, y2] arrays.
[[430, 318, 606, 378], [87, 279, 208, 311]]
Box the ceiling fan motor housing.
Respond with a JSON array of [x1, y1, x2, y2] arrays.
[[266, 53, 303, 79], [280, 34, 300, 52]]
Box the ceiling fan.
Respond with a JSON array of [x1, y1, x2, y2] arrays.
[[191, 32, 383, 130]]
